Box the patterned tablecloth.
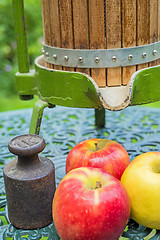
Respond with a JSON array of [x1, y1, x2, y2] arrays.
[[1, 105, 160, 239]]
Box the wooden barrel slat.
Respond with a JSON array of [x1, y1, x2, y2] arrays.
[[73, 0, 89, 75], [137, 0, 150, 71], [41, 0, 160, 87], [59, 0, 74, 72], [49, 0, 62, 70], [106, 0, 122, 86], [122, 0, 136, 85], [41, 0, 53, 69], [149, 0, 158, 67], [89, 0, 106, 87]]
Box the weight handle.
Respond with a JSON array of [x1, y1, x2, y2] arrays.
[[8, 134, 45, 157]]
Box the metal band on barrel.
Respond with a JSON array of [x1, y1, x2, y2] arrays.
[[42, 41, 160, 68]]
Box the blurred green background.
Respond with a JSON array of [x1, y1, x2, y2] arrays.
[[1, 0, 160, 112], [0, 0, 41, 112]]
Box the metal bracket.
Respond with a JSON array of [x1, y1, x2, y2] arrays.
[[29, 99, 55, 135], [42, 41, 160, 68]]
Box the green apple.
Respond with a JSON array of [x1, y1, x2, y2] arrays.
[[121, 152, 160, 229]]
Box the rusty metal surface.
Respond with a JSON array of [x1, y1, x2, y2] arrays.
[[1, 106, 160, 239], [3, 134, 56, 230], [8, 134, 45, 157]]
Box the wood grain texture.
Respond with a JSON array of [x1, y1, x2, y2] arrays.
[[41, 0, 52, 68], [137, 0, 149, 70], [149, 0, 158, 67], [122, 0, 136, 85], [59, 0, 74, 72], [72, 0, 89, 75], [106, 0, 121, 86], [89, 0, 106, 87], [49, 0, 62, 70]]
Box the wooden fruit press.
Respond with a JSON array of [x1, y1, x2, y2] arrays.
[[13, 0, 160, 134], [4, 0, 160, 239]]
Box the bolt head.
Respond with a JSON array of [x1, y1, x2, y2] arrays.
[[152, 50, 157, 56], [79, 57, 83, 63], [95, 57, 100, 63], [45, 52, 49, 57], [128, 54, 133, 60], [112, 56, 117, 62], [142, 53, 147, 58], [53, 54, 57, 60], [41, 48, 45, 54], [64, 56, 69, 61]]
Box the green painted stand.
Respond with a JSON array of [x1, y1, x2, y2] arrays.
[[9, 0, 160, 238], [17, 60, 160, 134], [13, 0, 160, 133]]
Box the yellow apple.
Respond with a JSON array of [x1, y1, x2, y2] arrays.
[[121, 152, 160, 229]]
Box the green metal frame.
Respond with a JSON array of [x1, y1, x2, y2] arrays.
[[16, 61, 160, 107], [9, 0, 160, 238], [12, 0, 34, 100], [12, 0, 160, 133], [12, 0, 106, 130], [130, 66, 160, 105], [12, 0, 29, 73], [29, 100, 54, 135]]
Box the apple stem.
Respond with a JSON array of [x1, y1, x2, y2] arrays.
[[95, 181, 102, 189], [94, 143, 98, 151]]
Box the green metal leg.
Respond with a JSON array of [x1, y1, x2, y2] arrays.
[[95, 109, 105, 128], [29, 99, 55, 135], [30, 100, 105, 134]]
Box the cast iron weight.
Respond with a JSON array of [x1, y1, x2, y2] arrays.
[[3, 134, 56, 229]]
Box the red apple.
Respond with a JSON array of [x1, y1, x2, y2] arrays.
[[66, 138, 130, 180], [52, 167, 130, 240]]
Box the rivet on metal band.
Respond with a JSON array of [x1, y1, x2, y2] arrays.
[[41, 48, 45, 54], [112, 56, 117, 62], [95, 57, 100, 63], [45, 52, 49, 57], [79, 57, 83, 63], [64, 56, 69, 61], [128, 54, 133, 60], [142, 53, 147, 58], [42, 41, 160, 68], [152, 50, 157, 56], [53, 54, 57, 60]]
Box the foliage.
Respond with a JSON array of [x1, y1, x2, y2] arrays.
[[0, 0, 43, 98]]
